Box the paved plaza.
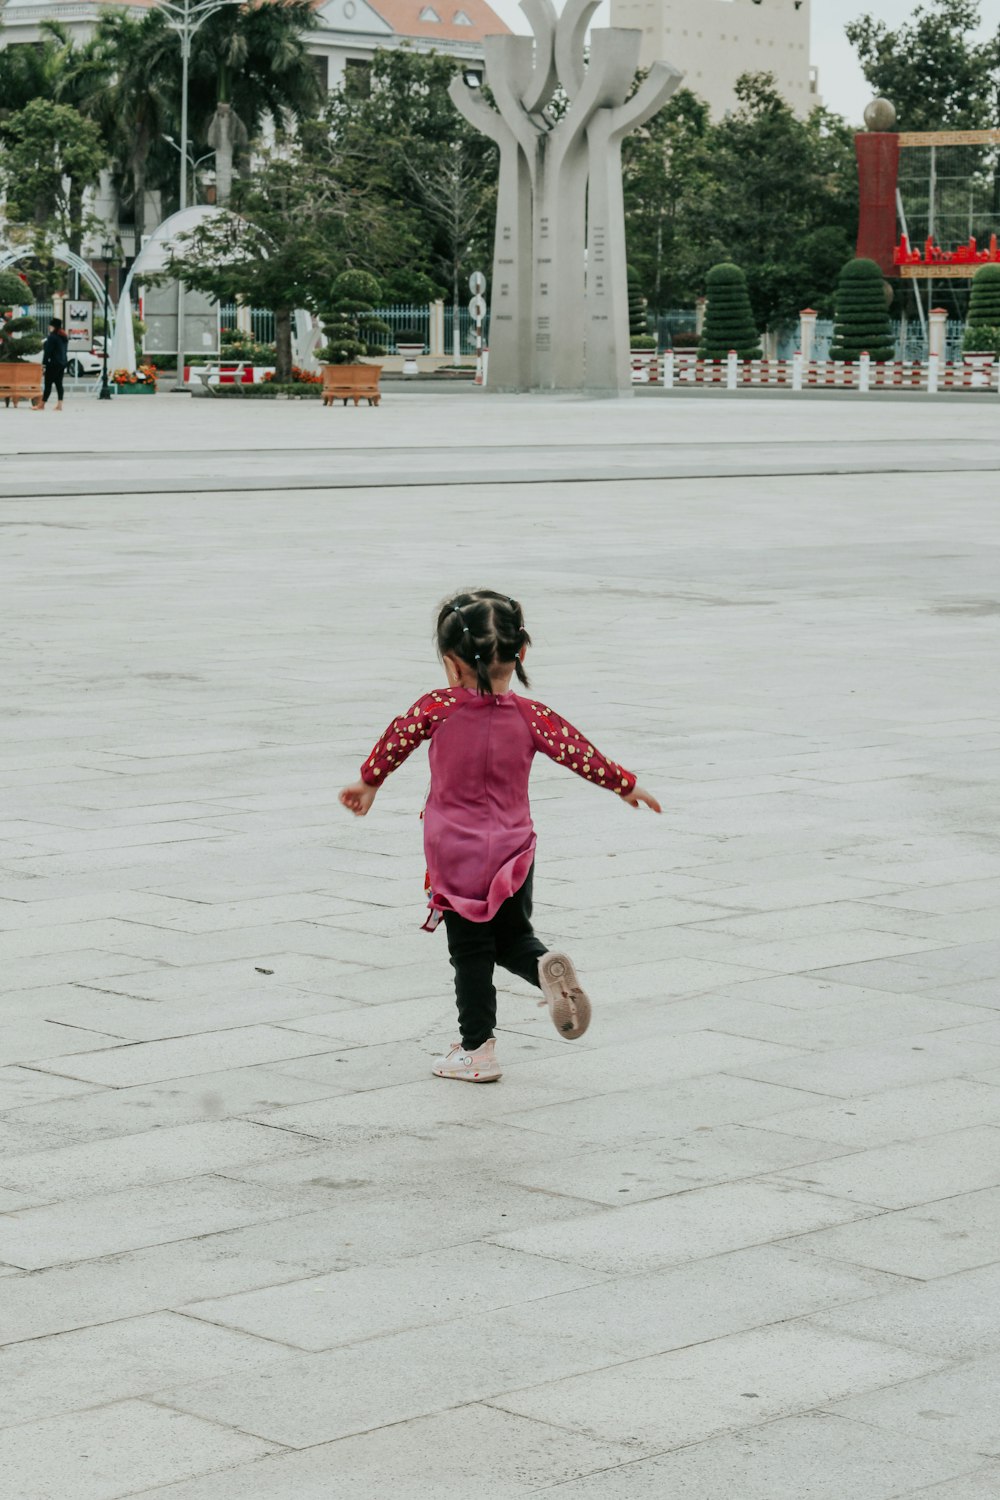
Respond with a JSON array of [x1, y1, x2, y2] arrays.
[[2, 390, 1000, 1497]]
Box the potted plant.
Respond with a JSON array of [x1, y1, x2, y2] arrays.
[[962, 264, 1000, 387], [699, 263, 762, 362], [0, 270, 43, 408], [112, 364, 158, 395], [828, 258, 894, 365], [395, 328, 425, 378], [318, 269, 390, 408]]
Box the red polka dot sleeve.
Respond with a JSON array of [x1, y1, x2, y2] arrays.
[[517, 698, 637, 797], [360, 689, 464, 786]]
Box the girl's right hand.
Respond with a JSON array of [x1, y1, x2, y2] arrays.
[[339, 781, 379, 816], [624, 785, 662, 813]]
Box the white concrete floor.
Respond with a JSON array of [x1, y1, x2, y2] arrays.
[[2, 391, 1000, 1496]]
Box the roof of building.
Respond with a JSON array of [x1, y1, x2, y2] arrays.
[[365, 0, 508, 42]]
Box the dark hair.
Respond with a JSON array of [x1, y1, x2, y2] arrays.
[[436, 590, 532, 696], [50, 318, 62, 330]]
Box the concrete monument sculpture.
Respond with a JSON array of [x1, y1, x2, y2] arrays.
[[449, 0, 682, 393]]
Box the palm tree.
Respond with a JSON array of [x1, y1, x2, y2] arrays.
[[90, 9, 178, 248], [188, 0, 322, 205]]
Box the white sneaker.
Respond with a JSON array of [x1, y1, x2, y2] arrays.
[[432, 1038, 501, 1082], [537, 952, 591, 1039]]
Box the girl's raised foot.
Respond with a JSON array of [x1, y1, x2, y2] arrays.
[[538, 952, 591, 1040], [432, 1038, 501, 1082]]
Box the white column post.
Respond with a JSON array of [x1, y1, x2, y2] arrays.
[[799, 307, 818, 365], [858, 351, 871, 393], [928, 305, 948, 361], [726, 349, 738, 390], [662, 349, 674, 388], [792, 350, 803, 391], [695, 296, 707, 338], [429, 299, 445, 357], [927, 351, 939, 394]]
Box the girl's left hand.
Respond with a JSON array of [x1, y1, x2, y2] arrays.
[[339, 780, 379, 816], [624, 785, 662, 813]]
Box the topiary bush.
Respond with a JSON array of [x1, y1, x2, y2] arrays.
[[962, 264, 1000, 356], [319, 269, 390, 364], [628, 270, 654, 348], [0, 270, 42, 362], [699, 263, 761, 360], [829, 257, 894, 362]]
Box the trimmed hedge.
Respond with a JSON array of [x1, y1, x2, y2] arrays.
[[207, 383, 322, 399], [962, 264, 1000, 355], [699, 263, 761, 360], [829, 258, 893, 362]]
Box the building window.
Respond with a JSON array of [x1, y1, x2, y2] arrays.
[[419, 4, 441, 19], [344, 58, 371, 97], [310, 54, 329, 92], [454, 8, 472, 22]]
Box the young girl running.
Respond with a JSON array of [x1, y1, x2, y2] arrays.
[[339, 590, 661, 1083]]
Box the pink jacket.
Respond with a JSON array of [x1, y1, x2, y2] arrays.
[[361, 686, 636, 922]]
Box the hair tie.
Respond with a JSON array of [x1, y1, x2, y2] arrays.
[[474, 654, 481, 661]]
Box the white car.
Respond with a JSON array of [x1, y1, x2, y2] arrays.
[[26, 345, 105, 378]]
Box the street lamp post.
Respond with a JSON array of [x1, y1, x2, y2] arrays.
[[157, 0, 242, 391], [99, 239, 114, 401]]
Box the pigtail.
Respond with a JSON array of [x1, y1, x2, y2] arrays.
[[435, 589, 532, 693], [473, 652, 494, 696]]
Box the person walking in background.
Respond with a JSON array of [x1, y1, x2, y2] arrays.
[[34, 317, 68, 410], [340, 589, 661, 1083]]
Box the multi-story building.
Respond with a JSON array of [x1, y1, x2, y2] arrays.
[[610, 0, 818, 118]]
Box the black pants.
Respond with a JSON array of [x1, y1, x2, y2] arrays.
[[443, 865, 548, 1051], [42, 367, 65, 404]]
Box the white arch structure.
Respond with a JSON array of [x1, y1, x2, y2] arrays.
[[0, 244, 115, 346]]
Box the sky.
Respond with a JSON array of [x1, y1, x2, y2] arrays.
[[486, 0, 1000, 125]]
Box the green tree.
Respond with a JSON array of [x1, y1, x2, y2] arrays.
[[319, 269, 388, 363], [829, 258, 894, 362], [699, 262, 762, 359], [0, 98, 108, 256], [0, 271, 42, 362], [326, 48, 498, 302], [846, 0, 999, 131], [164, 131, 389, 379], [188, 0, 322, 204], [963, 263, 1000, 353], [623, 86, 711, 315], [90, 9, 177, 246]]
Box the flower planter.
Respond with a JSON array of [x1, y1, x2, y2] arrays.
[[321, 362, 382, 407], [962, 352, 996, 389], [113, 382, 156, 395], [396, 342, 424, 378], [0, 361, 43, 408]]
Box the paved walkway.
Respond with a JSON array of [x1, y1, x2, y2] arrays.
[[2, 392, 1000, 1497]]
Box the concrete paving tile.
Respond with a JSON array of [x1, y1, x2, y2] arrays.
[[704, 995, 988, 1051], [754, 1077, 1000, 1149], [499, 1075, 836, 1146], [892, 1465, 1000, 1498], [60, 983, 360, 1039], [490, 1319, 943, 1455], [694, 876, 907, 911], [812, 1262, 1000, 1361], [0, 1018, 129, 1067], [185, 1242, 606, 1351], [498, 1244, 903, 1361], [720, 929, 948, 975], [535, 1413, 982, 1498], [0, 1310, 296, 1428], [158, 1312, 619, 1447], [871, 878, 1000, 915], [789, 1187, 1000, 1279], [730, 1033, 1000, 1099], [0, 1065, 102, 1111], [0, 1399, 276, 1500], [499, 1123, 851, 1205], [491, 1179, 878, 1277], [0, 1118, 323, 1202], [0, 1175, 326, 1270], [30, 1025, 338, 1087], [829, 1352, 1000, 1457], [0, 1066, 344, 1150], [499, 1030, 803, 1097], [125, 1405, 636, 1499], [713, 973, 929, 1012], [767, 1126, 1000, 1210]]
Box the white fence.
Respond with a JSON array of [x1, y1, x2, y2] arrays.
[[632, 350, 1000, 394]]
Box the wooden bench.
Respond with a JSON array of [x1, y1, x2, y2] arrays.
[[322, 364, 382, 407], [0, 362, 43, 408]]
